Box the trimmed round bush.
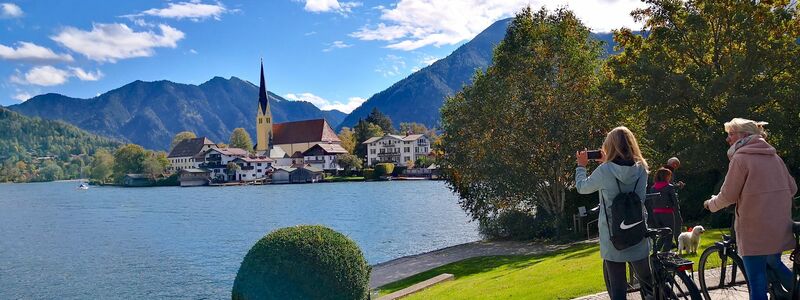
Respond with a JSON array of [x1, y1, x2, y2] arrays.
[[232, 225, 370, 300], [374, 163, 394, 178]]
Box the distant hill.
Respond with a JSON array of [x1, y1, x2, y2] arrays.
[[9, 77, 345, 150], [337, 18, 618, 130], [0, 107, 121, 182]]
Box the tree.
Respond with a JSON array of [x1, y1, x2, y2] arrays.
[[113, 144, 147, 182], [170, 131, 196, 151], [607, 0, 800, 173], [37, 161, 63, 182], [399, 122, 428, 135], [142, 151, 169, 179], [439, 7, 612, 233], [353, 119, 384, 158], [366, 107, 395, 134], [338, 127, 357, 154], [90, 149, 114, 183], [336, 153, 362, 175], [230, 128, 253, 151]]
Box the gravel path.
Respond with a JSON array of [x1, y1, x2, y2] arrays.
[[370, 239, 597, 288]]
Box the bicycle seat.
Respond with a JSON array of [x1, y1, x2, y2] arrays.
[[793, 222, 800, 234], [646, 227, 672, 239]]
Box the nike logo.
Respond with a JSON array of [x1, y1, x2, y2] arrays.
[[620, 220, 643, 230]]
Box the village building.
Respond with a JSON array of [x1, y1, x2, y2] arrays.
[[271, 167, 294, 184], [302, 143, 348, 172], [167, 137, 215, 172], [363, 134, 430, 167], [196, 147, 249, 182], [179, 168, 211, 187], [290, 165, 324, 183], [252, 61, 341, 163], [231, 156, 273, 182]]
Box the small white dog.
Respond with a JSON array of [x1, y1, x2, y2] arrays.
[[677, 225, 706, 255]]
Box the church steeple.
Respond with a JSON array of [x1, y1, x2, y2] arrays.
[[258, 59, 269, 115], [255, 59, 273, 153]]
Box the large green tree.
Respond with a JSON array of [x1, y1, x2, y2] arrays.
[[336, 153, 362, 175], [440, 7, 612, 230], [353, 120, 384, 158], [90, 149, 115, 183], [113, 144, 147, 182], [366, 107, 395, 134], [170, 131, 196, 151], [229, 128, 253, 152], [338, 127, 357, 154], [607, 0, 800, 173]]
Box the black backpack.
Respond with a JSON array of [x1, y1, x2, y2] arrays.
[[602, 177, 647, 250]]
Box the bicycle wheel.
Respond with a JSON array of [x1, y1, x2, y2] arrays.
[[660, 269, 702, 300], [698, 245, 748, 300]]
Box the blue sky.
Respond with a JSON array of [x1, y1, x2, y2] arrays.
[[0, 0, 647, 111]]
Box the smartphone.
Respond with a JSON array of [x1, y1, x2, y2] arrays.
[[586, 150, 602, 160]]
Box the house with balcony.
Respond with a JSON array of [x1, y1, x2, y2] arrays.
[[167, 137, 215, 172], [363, 134, 430, 167], [302, 143, 348, 172], [231, 156, 273, 182], [196, 147, 249, 182]]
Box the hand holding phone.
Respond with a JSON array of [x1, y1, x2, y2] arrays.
[[586, 150, 602, 160]]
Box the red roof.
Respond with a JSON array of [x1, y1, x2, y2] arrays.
[[272, 119, 340, 145]]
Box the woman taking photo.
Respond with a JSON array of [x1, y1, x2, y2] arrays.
[[704, 118, 796, 300], [576, 126, 651, 299]]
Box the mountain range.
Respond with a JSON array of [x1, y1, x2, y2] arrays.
[[6, 18, 617, 150], [8, 77, 346, 150], [337, 18, 617, 130]]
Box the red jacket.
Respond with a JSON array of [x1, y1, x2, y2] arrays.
[[708, 137, 797, 256]]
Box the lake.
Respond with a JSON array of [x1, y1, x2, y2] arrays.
[[0, 180, 479, 299]]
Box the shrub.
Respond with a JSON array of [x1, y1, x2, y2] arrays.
[[374, 163, 394, 178], [362, 168, 374, 180], [479, 209, 557, 241], [392, 166, 407, 177], [231, 225, 370, 300]]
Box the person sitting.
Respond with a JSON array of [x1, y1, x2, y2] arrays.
[[647, 167, 683, 252]]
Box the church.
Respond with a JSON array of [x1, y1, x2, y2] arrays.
[[254, 61, 341, 161]]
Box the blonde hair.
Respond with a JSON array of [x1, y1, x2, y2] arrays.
[[602, 126, 649, 171], [724, 118, 768, 138]]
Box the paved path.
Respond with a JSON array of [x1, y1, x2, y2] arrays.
[[370, 239, 597, 288]]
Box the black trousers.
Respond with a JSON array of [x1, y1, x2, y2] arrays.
[[603, 258, 653, 300]]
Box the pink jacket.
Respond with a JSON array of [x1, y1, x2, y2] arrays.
[[708, 137, 797, 256]]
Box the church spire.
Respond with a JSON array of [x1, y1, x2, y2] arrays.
[[258, 59, 269, 115]]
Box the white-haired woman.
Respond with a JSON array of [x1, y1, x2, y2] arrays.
[[576, 126, 651, 299], [704, 118, 797, 300]]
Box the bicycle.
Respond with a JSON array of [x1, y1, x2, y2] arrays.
[[698, 221, 800, 300], [641, 227, 702, 300]]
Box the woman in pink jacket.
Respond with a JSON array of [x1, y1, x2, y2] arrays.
[[704, 118, 797, 300]]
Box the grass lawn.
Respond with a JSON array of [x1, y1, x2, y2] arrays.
[[324, 176, 365, 182], [377, 229, 727, 299]]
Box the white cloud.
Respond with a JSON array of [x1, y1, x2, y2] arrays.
[[1, 3, 22, 18], [189, 49, 198, 54], [284, 93, 366, 113], [0, 42, 74, 62], [374, 54, 406, 77], [51, 23, 185, 63], [12, 91, 32, 102], [11, 66, 71, 86], [351, 0, 647, 51], [323, 40, 352, 52], [304, 31, 317, 36], [70, 67, 104, 81], [303, 0, 362, 15], [124, 1, 231, 21]]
